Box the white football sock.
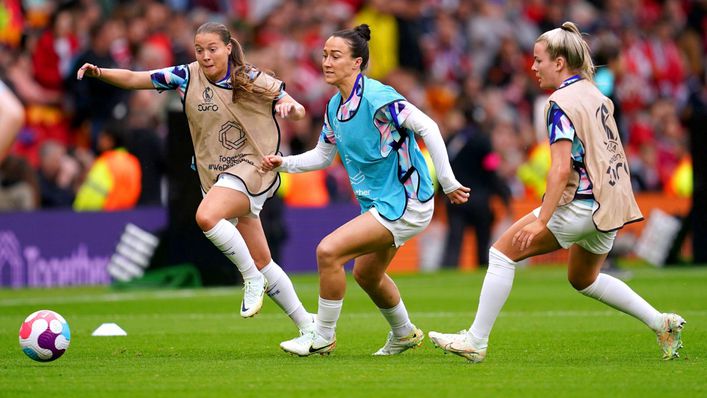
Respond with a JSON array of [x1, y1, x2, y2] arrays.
[[261, 260, 313, 329], [378, 299, 414, 337], [203, 219, 260, 281], [316, 297, 342, 340], [469, 247, 516, 344], [579, 273, 661, 328]]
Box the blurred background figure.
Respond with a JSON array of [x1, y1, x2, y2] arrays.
[[442, 108, 511, 268], [36, 139, 77, 208], [69, 17, 129, 151], [73, 122, 141, 211], [0, 154, 39, 211], [122, 90, 166, 206]]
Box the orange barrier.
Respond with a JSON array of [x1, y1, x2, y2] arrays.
[[388, 193, 691, 272]]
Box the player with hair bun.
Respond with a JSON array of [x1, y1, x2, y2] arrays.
[[263, 24, 470, 356]]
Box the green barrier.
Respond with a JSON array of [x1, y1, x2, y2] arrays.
[[111, 264, 202, 290]]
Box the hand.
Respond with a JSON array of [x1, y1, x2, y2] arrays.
[[274, 101, 304, 119], [512, 219, 546, 252], [77, 63, 101, 80], [261, 155, 283, 172], [447, 185, 471, 204]]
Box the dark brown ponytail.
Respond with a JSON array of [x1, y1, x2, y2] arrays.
[[196, 22, 278, 102]]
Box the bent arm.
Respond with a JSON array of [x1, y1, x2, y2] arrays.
[[401, 105, 462, 194], [536, 140, 572, 224], [76, 63, 154, 90], [274, 93, 306, 120], [279, 140, 337, 173]]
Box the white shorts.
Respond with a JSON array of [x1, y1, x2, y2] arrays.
[[533, 201, 616, 254], [370, 199, 434, 248], [205, 173, 278, 218]]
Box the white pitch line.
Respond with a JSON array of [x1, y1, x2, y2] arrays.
[[0, 288, 237, 307], [2, 310, 704, 322]]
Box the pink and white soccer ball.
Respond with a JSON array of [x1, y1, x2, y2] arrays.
[[19, 310, 71, 362]]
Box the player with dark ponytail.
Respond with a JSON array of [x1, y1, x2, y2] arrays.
[[77, 22, 314, 338], [263, 24, 470, 356]]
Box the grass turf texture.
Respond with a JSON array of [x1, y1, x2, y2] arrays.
[[1, 266, 704, 398]]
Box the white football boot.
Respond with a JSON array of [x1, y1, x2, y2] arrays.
[[240, 273, 267, 318], [428, 329, 487, 363], [280, 329, 336, 356], [373, 326, 424, 355], [298, 314, 316, 334], [655, 313, 686, 360]]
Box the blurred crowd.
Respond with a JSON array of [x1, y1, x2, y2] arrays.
[[0, 0, 704, 212]]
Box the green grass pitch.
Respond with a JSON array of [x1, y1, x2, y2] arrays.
[[1, 266, 704, 397]]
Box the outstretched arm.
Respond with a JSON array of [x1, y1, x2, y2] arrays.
[[76, 63, 154, 90], [261, 140, 337, 173]]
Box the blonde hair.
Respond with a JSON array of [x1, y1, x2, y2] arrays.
[[536, 21, 595, 81]]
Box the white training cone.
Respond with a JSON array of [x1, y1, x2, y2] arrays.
[[92, 323, 127, 336]]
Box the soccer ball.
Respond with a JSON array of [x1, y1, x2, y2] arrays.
[[19, 310, 71, 362]]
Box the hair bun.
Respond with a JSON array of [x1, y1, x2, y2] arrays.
[[560, 21, 580, 35], [355, 24, 371, 41]]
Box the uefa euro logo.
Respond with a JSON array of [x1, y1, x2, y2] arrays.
[[198, 87, 218, 112], [203, 87, 213, 102]]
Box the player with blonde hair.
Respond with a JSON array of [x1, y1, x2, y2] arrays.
[[429, 22, 685, 362]]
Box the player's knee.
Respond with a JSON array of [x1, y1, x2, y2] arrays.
[[250, 252, 271, 269], [195, 206, 218, 231], [316, 240, 339, 269], [568, 274, 594, 291]]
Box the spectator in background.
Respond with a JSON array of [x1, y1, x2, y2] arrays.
[[594, 35, 625, 140], [31, 4, 79, 93], [124, 90, 166, 206], [4, 50, 65, 167], [0, 0, 23, 49], [69, 18, 129, 151], [28, 3, 78, 146], [354, 0, 400, 80], [0, 155, 40, 211], [485, 36, 525, 89], [73, 122, 142, 211], [442, 109, 511, 268], [394, 0, 427, 74], [36, 140, 77, 208], [422, 10, 471, 86]]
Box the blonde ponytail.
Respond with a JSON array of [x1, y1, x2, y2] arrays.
[[537, 21, 595, 81]]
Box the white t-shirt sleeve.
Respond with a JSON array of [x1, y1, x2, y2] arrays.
[[278, 139, 338, 173], [400, 104, 462, 194]]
